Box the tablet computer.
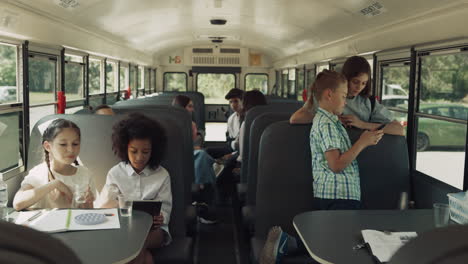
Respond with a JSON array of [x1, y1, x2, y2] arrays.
[[132, 200, 162, 216]]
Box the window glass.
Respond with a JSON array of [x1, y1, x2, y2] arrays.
[[145, 68, 150, 94], [288, 69, 296, 99], [130, 66, 137, 98], [106, 61, 117, 93], [245, 74, 268, 94], [151, 70, 156, 93], [0, 44, 17, 105], [64, 55, 83, 63], [415, 51, 468, 189], [30, 105, 55, 132], [281, 70, 288, 98], [0, 112, 22, 172], [120, 66, 129, 98], [29, 55, 56, 105], [274, 70, 281, 96], [381, 63, 410, 129], [415, 116, 466, 189], [306, 68, 316, 95], [164, 72, 187, 92], [205, 123, 228, 142], [296, 69, 304, 101], [89, 59, 101, 95], [65, 106, 83, 114], [197, 73, 235, 104], [65, 62, 84, 101], [316, 64, 329, 75], [420, 53, 468, 119], [138, 66, 143, 90]]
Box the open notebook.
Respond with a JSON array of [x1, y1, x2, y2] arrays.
[[12, 208, 120, 233], [361, 229, 417, 263]]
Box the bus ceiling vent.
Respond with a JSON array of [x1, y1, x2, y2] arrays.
[[210, 19, 227, 25], [212, 39, 223, 43]]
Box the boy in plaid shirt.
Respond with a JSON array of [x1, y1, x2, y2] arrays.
[[310, 70, 383, 210]]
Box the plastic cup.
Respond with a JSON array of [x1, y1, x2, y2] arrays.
[[433, 203, 450, 227], [118, 195, 133, 217], [74, 184, 88, 206]]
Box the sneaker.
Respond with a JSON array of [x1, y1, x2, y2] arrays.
[[213, 163, 224, 178], [197, 206, 218, 225], [260, 226, 288, 264]]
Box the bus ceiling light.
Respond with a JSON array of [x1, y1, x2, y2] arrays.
[[210, 19, 227, 25], [212, 39, 223, 43]]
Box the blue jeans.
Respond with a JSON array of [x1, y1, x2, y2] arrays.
[[313, 198, 363, 210], [194, 150, 216, 184]]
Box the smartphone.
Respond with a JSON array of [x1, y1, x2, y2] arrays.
[[376, 124, 386, 130]]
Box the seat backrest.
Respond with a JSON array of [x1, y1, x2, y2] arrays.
[[389, 225, 468, 264], [347, 128, 411, 209], [28, 114, 187, 237], [240, 102, 302, 183], [246, 112, 292, 206], [254, 121, 314, 238], [115, 91, 205, 130], [0, 220, 81, 264]]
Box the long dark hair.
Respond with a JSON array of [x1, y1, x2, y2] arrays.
[[172, 95, 191, 108], [42, 119, 81, 181], [341, 56, 372, 97], [241, 90, 267, 121]]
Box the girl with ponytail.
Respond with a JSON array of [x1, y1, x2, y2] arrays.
[[13, 119, 96, 211]]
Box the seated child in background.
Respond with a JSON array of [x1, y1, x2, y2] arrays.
[[93, 104, 115, 115], [99, 113, 172, 264], [13, 119, 96, 210]]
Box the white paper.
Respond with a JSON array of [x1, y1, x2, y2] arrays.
[[362, 229, 417, 262]]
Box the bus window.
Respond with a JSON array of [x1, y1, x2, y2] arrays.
[[196, 73, 235, 104], [0, 112, 22, 173], [0, 44, 18, 105], [89, 58, 102, 95], [130, 65, 138, 98], [281, 69, 288, 98], [296, 68, 304, 101], [65, 55, 84, 102], [138, 66, 144, 97], [316, 63, 329, 75], [287, 69, 296, 99], [145, 68, 151, 95], [164, 72, 187, 92], [245, 73, 268, 94], [120, 65, 129, 98], [415, 51, 468, 189], [106, 61, 118, 104], [29, 53, 57, 131], [380, 61, 410, 129]]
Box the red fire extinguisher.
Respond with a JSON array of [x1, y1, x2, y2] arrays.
[[57, 91, 66, 114], [125, 86, 131, 99]]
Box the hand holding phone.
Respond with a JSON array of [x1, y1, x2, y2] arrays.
[[375, 124, 386, 131]]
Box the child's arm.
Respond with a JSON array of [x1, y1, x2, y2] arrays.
[[325, 130, 384, 173], [13, 180, 72, 211], [290, 98, 315, 124], [339, 116, 404, 136]]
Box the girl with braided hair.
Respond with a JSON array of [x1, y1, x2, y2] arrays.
[[13, 119, 96, 211]]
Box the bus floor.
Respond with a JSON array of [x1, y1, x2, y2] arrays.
[[193, 200, 251, 264]]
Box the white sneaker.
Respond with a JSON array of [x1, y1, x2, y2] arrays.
[[213, 163, 224, 178]]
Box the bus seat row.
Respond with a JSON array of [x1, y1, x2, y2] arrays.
[[114, 91, 206, 131], [249, 121, 411, 263], [28, 113, 194, 264]]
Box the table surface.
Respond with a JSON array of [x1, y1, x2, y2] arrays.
[[293, 209, 435, 264], [6, 208, 152, 264]]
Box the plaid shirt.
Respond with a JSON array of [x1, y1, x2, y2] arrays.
[[310, 107, 361, 200]]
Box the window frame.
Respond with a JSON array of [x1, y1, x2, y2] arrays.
[[244, 73, 269, 93]]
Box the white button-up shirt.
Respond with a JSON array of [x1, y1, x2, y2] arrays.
[[227, 112, 241, 150], [103, 162, 172, 243]]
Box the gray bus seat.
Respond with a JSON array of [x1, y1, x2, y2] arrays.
[[0, 220, 81, 264], [240, 112, 292, 233], [252, 121, 314, 263], [347, 128, 411, 209], [239, 102, 302, 184], [115, 91, 205, 131], [28, 114, 193, 263]]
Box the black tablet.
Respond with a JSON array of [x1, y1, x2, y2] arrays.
[[132, 200, 162, 216]]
